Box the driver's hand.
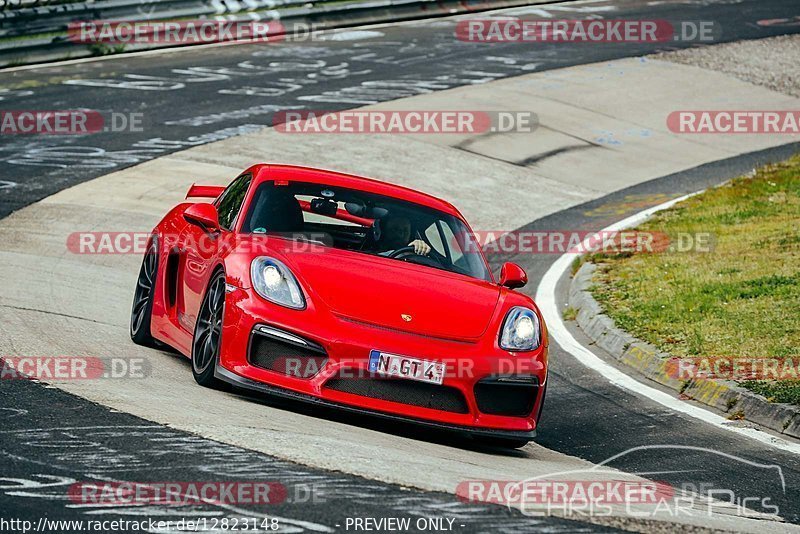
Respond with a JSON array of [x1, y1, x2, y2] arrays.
[[409, 239, 431, 256]]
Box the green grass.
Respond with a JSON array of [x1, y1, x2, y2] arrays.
[[588, 155, 800, 404]]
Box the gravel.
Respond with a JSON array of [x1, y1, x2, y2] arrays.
[[653, 34, 800, 98]]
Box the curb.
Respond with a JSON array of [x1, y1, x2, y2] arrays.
[[568, 261, 800, 440]]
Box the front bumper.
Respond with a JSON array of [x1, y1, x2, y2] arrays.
[[214, 365, 537, 440], [219, 287, 547, 437]]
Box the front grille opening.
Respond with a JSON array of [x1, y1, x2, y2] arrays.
[[474, 378, 538, 417], [324, 375, 469, 414], [248, 333, 327, 379]]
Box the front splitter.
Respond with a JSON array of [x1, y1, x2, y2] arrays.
[[214, 364, 537, 441]]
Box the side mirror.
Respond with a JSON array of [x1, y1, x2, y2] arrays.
[[499, 262, 527, 289], [184, 203, 220, 233]]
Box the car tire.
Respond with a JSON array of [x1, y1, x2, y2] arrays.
[[191, 269, 228, 390], [130, 236, 160, 348]]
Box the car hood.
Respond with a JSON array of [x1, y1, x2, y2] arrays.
[[289, 250, 500, 341]]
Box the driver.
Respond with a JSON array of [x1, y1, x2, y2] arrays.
[[376, 215, 431, 256]]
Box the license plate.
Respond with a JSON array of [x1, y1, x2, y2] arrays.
[[368, 350, 445, 385]]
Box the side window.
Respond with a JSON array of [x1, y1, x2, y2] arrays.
[[440, 221, 464, 264], [215, 174, 251, 231], [424, 222, 446, 256]]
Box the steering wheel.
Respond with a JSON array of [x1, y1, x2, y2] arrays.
[[388, 245, 444, 268], [387, 245, 416, 258]]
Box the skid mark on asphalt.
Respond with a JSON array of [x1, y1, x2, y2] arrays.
[[0, 380, 611, 533]]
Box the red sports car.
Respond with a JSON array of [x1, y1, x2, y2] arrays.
[[131, 164, 547, 447]]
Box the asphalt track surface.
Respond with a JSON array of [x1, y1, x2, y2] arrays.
[[2, 0, 800, 532], [2, 0, 800, 218], [0, 378, 619, 534]]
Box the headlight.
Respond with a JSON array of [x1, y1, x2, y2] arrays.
[[499, 307, 540, 351], [251, 257, 305, 309]]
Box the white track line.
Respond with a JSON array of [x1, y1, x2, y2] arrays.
[[535, 193, 800, 455]]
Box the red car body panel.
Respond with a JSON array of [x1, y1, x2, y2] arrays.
[[146, 164, 548, 438]]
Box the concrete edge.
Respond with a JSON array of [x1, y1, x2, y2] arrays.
[[568, 261, 800, 440]]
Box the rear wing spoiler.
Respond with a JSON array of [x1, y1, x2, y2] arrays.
[[186, 184, 225, 199]]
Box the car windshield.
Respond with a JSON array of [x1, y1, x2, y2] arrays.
[[240, 181, 491, 281]]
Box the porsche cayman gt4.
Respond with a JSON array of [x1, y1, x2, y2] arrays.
[[131, 164, 547, 447]]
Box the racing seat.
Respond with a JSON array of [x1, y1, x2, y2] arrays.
[[361, 217, 382, 251], [246, 189, 305, 233]]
